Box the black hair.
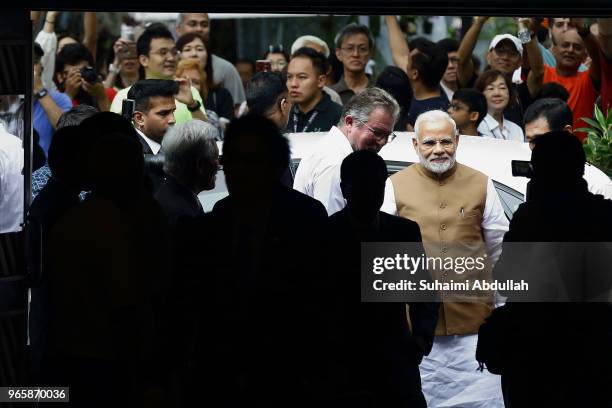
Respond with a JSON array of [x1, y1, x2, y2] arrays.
[[246, 72, 287, 116], [341, 149, 387, 186], [335, 23, 374, 50], [375, 66, 412, 109], [523, 97, 573, 130], [436, 38, 459, 54], [54, 43, 94, 77], [531, 130, 585, 181], [136, 23, 174, 57], [127, 79, 179, 113], [176, 32, 217, 90], [536, 82, 570, 102], [409, 37, 435, 56], [263, 44, 289, 65], [290, 47, 328, 76], [411, 44, 448, 89], [453, 88, 488, 126], [57, 104, 99, 129], [223, 114, 290, 176]]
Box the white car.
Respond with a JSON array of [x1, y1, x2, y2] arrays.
[[201, 132, 611, 218]]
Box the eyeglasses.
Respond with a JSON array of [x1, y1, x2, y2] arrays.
[[340, 45, 370, 55], [357, 120, 395, 142], [420, 138, 455, 149], [149, 48, 180, 58], [271, 60, 287, 69]]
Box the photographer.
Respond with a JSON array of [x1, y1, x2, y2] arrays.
[[104, 37, 141, 91], [54, 43, 116, 112]]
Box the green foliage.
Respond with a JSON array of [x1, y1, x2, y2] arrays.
[[577, 106, 612, 177]]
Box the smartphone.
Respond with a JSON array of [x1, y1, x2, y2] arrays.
[[511, 160, 533, 178], [122, 98, 135, 122], [122, 41, 137, 59], [256, 60, 272, 72]]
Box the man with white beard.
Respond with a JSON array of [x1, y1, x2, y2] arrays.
[[381, 109, 509, 407]]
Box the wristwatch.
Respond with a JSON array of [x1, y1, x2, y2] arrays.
[[34, 88, 48, 99], [108, 63, 120, 75], [186, 100, 201, 112], [518, 28, 533, 44]]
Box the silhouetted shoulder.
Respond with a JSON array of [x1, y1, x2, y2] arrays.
[[282, 186, 328, 220], [379, 211, 423, 242]]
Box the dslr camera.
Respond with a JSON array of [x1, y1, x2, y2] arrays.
[[80, 66, 99, 85]]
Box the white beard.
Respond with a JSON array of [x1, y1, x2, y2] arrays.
[[418, 151, 456, 174]]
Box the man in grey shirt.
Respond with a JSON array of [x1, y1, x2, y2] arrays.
[[176, 13, 246, 113]]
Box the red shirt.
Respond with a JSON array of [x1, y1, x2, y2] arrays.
[[544, 65, 598, 141], [598, 47, 612, 114]]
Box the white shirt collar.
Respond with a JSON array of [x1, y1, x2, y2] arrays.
[[328, 126, 354, 155], [135, 128, 161, 155], [483, 114, 501, 132]]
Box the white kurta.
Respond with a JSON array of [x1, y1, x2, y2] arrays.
[[381, 168, 508, 408], [293, 126, 353, 215]]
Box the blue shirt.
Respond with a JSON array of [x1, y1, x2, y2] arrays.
[[33, 91, 72, 158], [32, 164, 87, 201]]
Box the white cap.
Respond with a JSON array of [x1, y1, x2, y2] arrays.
[[489, 34, 523, 56]]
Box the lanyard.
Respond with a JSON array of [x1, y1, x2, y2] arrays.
[[293, 106, 319, 133]]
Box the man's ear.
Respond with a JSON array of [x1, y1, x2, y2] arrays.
[[133, 111, 145, 128], [485, 51, 493, 66], [317, 74, 327, 89], [335, 48, 343, 63], [412, 136, 418, 152], [564, 124, 573, 133], [139, 54, 149, 69]]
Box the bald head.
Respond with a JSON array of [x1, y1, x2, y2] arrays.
[[552, 30, 587, 72], [177, 13, 210, 41]]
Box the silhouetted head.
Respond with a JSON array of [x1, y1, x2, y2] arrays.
[[47, 126, 86, 192], [88, 131, 145, 201], [79, 112, 140, 190], [222, 115, 289, 200], [340, 150, 388, 221], [531, 130, 585, 186]]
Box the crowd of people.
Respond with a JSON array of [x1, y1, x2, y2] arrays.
[[0, 11, 611, 408]]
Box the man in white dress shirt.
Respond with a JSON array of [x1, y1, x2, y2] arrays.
[[524, 97, 612, 199], [0, 123, 23, 233], [293, 87, 399, 215], [381, 110, 509, 408]]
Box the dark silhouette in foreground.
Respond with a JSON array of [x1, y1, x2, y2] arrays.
[[492, 131, 612, 407], [326, 150, 439, 407], [181, 115, 329, 407]]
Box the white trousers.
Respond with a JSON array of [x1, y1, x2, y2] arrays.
[[420, 334, 504, 408]]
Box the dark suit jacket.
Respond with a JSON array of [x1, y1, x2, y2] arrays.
[[137, 133, 154, 155], [183, 184, 329, 404], [492, 180, 612, 407], [326, 209, 439, 364], [154, 175, 203, 228]]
